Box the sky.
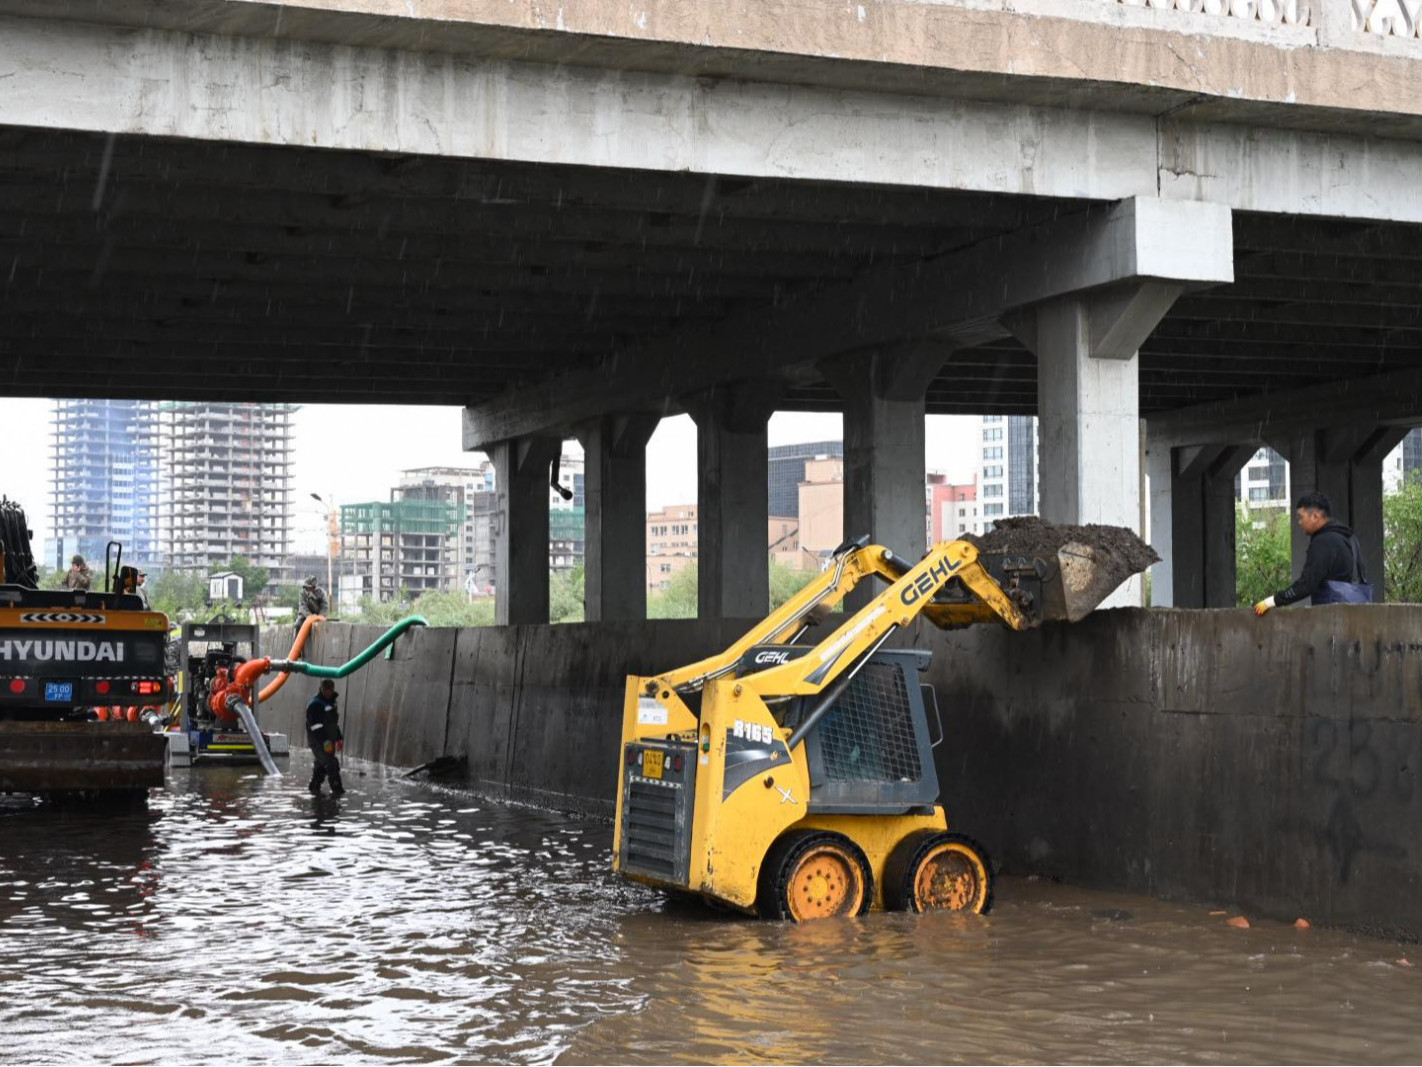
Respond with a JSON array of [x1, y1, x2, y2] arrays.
[[3, 399, 979, 556]]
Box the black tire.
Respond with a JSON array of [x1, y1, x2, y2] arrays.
[[883, 830, 993, 915], [756, 829, 874, 922]]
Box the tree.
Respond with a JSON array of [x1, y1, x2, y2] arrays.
[[1235, 503, 1292, 607], [549, 565, 586, 624], [149, 570, 210, 620], [770, 558, 818, 609], [1384, 474, 1422, 603], [648, 562, 698, 619]]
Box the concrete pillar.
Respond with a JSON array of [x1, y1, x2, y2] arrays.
[[492, 435, 562, 625], [1013, 283, 1182, 607], [822, 344, 948, 610], [1148, 441, 1252, 608], [686, 384, 780, 619], [578, 413, 658, 622], [1273, 426, 1409, 596]]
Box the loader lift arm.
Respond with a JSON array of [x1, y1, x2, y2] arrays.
[[639, 537, 1030, 719]]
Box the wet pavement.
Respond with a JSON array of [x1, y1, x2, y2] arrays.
[[1, 755, 1419, 1064]]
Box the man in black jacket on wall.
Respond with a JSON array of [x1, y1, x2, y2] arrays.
[[1254, 490, 1373, 614], [306, 679, 345, 795]]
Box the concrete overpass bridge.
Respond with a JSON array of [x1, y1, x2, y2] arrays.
[[3, 0, 1422, 620]]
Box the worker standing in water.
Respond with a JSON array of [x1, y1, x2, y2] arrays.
[[1254, 491, 1373, 614], [306, 679, 345, 796]]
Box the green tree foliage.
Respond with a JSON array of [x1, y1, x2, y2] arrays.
[[150, 570, 213, 620], [549, 565, 586, 624], [212, 555, 269, 600], [345, 589, 496, 627], [648, 562, 698, 619], [1235, 503, 1293, 607], [1384, 475, 1422, 603], [769, 558, 818, 609]]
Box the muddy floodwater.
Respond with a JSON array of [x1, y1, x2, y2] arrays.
[[2, 756, 1419, 1065]]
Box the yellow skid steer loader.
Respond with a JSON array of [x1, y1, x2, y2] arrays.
[[613, 525, 1153, 921]]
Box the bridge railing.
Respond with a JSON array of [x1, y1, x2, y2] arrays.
[[1112, 0, 1422, 42]]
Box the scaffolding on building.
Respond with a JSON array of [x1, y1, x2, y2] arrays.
[[148, 402, 296, 574], [341, 490, 467, 601]]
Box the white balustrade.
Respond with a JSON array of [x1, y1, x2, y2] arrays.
[[1115, 0, 1312, 26]]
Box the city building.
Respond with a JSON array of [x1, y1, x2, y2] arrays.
[[1384, 428, 1422, 493], [1236, 447, 1289, 510], [977, 414, 1039, 526], [152, 402, 296, 575], [340, 488, 466, 601], [48, 399, 161, 571], [768, 440, 844, 520], [646, 503, 699, 592], [399, 464, 494, 591], [927, 473, 981, 543], [550, 507, 585, 573], [797, 456, 845, 557]]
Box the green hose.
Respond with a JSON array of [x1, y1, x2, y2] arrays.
[[279, 616, 428, 679]]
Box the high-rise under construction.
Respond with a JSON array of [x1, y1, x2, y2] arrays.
[[151, 402, 296, 573], [47, 399, 161, 571], [49, 399, 296, 574]]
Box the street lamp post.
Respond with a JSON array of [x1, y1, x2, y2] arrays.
[[310, 492, 335, 602]]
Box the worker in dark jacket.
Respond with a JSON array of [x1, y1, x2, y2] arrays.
[[305, 679, 345, 795], [1255, 491, 1373, 614]]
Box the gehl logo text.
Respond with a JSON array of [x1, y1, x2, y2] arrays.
[[899, 557, 962, 606]]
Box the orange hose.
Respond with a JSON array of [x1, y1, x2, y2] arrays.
[[257, 614, 325, 702]]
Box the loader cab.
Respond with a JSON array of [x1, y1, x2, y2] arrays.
[[738, 644, 942, 816]]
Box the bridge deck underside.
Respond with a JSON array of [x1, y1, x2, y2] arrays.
[[3, 127, 1420, 414]]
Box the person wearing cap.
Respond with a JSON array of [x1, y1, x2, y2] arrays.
[[1254, 490, 1373, 615], [305, 679, 345, 795], [297, 575, 329, 631], [135, 569, 151, 610], [61, 554, 93, 591]]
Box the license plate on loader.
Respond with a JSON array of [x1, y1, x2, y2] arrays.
[[642, 749, 664, 779]]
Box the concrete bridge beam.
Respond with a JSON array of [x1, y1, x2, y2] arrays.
[[492, 435, 562, 625], [823, 344, 950, 610], [1010, 281, 1195, 607], [686, 384, 781, 619], [1147, 443, 1253, 608], [578, 414, 660, 622]]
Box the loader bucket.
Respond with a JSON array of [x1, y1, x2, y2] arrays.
[[971, 517, 1160, 624]]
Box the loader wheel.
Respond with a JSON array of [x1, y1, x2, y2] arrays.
[[757, 830, 872, 922], [884, 831, 993, 915]]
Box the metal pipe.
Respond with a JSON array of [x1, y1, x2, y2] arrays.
[[257, 613, 326, 702], [229, 697, 280, 777]]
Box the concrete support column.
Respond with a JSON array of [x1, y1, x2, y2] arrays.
[[1147, 440, 1252, 608], [1273, 426, 1409, 596], [686, 384, 780, 619], [492, 435, 562, 626], [1012, 283, 1183, 607], [577, 413, 659, 622], [823, 344, 949, 610]]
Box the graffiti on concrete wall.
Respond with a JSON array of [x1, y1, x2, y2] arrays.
[[1309, 717, 1412, 883]]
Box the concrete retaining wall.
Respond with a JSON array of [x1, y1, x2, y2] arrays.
[[257, 619, 754, 816], [259, 606, 1422, 935]]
